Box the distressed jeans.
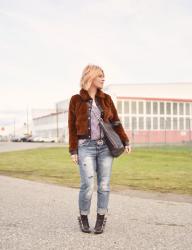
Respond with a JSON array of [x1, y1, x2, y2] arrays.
[[78, 139, 114, 215]]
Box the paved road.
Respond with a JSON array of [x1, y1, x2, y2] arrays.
[[0, 175, 192, 250], [0, 142, 64, 153]]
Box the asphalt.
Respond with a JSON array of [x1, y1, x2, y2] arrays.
[[0, 175, 192, 250]]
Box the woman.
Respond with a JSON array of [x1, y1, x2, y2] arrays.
[[68, 64, 131, 234]]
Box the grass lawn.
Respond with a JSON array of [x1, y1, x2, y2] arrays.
[[0, 146, 192, 195]]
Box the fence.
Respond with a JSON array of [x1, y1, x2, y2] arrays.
[[126, 117, 192, 146]]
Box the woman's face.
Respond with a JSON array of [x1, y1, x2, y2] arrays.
[[92, 73, 105, 89]]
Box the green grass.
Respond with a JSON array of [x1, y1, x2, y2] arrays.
[[112, 146, 192, 194], [0, 146, 192, 195]]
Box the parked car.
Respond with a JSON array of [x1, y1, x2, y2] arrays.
[[33, 136, 56, 143], [11, 136, 21, 142], [11, 135, 33, 142], [20, 137, 27, 142], [26, 136, 34, 142], [20, 136, 30, 142], [42, 137, 56, 142], [33, 136, 44, 142]]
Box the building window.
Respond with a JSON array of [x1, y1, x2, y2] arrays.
[[146, 117, 151, 130], [173, 103, 177, 115], [139, 117, 144, 130], [186, 103, 190, 115], [173, 118, 178, 130], [160, 102, 164, 115], [153, 102, 158, 114], [153, 117, 158, 130], [117, 101, 122, 114], [138, 102, 143, 114], [179, 118, 184, 130], [124, 116, 129, 129], [166, 117, 171, 130], [179, 103, 184, 115], [186, 118, 191, 130], [132, 117, 137, 130], [124, 101, 129, 114], [160, 117, 165, 129], [146, 102, 151, 114], [166, 103, 171, 115], [131, 101, 137, 114]]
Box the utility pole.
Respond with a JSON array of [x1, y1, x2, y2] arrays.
[[26, 106, 29, 135], [56, 103, 59, 142], [13, 118, 15, 137]]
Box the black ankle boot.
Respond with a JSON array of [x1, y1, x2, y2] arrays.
[[94, 213, 107, 234], [78, 214, 91, 233]]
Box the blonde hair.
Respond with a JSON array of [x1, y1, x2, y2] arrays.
[[80, 64, 104, 90]]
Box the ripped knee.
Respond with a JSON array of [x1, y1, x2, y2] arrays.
[[98, 182, 110, 192], [81, 175, 94, 189]]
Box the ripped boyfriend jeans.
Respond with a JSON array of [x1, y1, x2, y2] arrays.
[[77, 139, 114, 215]]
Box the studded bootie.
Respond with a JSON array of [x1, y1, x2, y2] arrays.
[[94, 213, 107, 234], [77, 214, 91, 233]]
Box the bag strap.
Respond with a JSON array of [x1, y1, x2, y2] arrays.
[[90, 102, 104, 140], [91, 107, 103, 123]]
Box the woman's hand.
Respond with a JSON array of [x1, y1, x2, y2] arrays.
[[71, 154, 78, 165], [124, 145, 131, 154]]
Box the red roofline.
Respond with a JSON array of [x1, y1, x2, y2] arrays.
[[117, 96, 192, 102]]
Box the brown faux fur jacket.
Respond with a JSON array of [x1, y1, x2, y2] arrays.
[[68, 88, 129, 155]]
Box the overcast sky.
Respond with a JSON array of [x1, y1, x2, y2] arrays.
[[0, 0, 192, 128]]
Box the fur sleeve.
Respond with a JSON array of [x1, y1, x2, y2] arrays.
[[68, 96, 78, 155]]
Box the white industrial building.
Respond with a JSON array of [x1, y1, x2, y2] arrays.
[[32, 83, 192, 145], [32, 103, 69, 143]]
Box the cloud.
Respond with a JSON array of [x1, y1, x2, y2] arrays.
[[0, 0, 192, 114]]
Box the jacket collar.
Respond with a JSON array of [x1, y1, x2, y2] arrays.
[[79, 88, 105, 101]]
